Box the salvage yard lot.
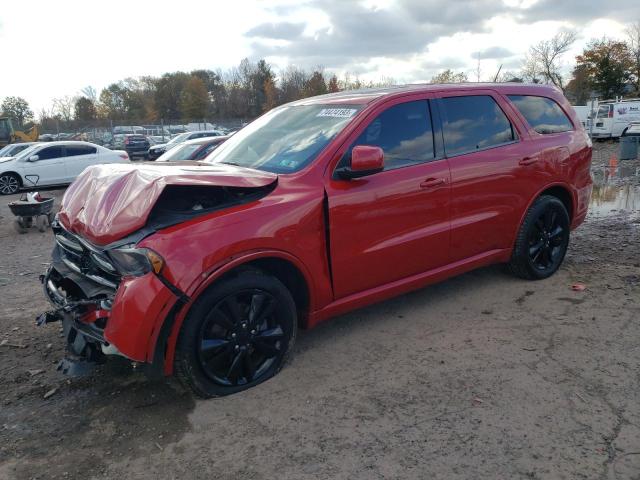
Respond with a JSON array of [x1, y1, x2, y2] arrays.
[[0, 143, 639, 479]]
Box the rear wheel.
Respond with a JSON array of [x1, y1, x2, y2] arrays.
[[509, 195, 570, 280], [174, 270, 297, 398], [0, 173, 20, 195]]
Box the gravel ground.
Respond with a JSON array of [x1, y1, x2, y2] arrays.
[[0, 141, 639, 480]]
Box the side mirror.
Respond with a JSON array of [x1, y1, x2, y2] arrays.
[[337, 145, 384, 179], [28, 155, 39, 162]]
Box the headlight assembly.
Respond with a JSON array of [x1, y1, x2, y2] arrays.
[[108, 248, 164, 277]]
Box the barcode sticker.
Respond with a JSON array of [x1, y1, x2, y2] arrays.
[[317, 108, 357, 118]]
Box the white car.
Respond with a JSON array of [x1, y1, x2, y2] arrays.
[[0, 141, 129, 195]]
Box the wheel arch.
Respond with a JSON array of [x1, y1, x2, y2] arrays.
[[156, 250, 315, 376], [511, 182, 575, 247], [0, 171, 24, 185]]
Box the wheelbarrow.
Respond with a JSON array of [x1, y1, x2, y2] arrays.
[[8, 193, 55, 234]]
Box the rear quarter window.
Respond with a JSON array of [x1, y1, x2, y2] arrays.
[[508, 95, 573, 134]]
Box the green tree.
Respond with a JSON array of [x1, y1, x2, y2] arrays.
[[154, 72, 190, 119], [180, 76, 210, 119], [99, 84, 127, 119], [304, 70, 328, 97], [575, 39, 634, 98], [74, 96, 97, 121], [565, 64, 592, 105], [1, 96, 34, 126]]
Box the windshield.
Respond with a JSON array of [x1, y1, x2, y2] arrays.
[[205, 105, 362, 173], [14, 144, 41, 160], [158, 142, 203, 161], [167, 133, 191, 145]]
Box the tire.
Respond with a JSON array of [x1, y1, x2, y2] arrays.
[[13, 218, 28, 234], [36, 215, 48, 232], [508, 195, 570, 280], [174, 270, 297, 398], [0, 173, 21, 195]]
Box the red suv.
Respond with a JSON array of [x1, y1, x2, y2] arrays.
[[39, 83, 592, 397]]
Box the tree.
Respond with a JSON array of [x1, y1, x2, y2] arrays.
[[526, 31, 577, 91], [1, 96, 34, 126], [575, 39, 634, 98], [565, 64, 592, 105], [74, 97, 97, 121], [626, 21, 640, 93], [154, 72, 190, 119], [430, 69, 468, 83], [180, 76, 210, 119], [262, 76, 278, 112], [99, 84, 127, 119], [53, 96, 75, 122], [327, 74, 340, 93], [304, 70, 328, 97]]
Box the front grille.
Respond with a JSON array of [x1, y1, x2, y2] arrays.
[[52, 222, 121, 291]]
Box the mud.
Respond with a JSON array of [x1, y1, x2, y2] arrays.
[[1, 141, 639, 479]]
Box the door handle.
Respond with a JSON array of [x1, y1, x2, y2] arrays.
[[519, 156, 538, 166], [420, 178, 446, 189]]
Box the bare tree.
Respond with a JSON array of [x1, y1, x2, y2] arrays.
[[527, 30, 577, 91], [53, 96, 76, 122], [626, 21, 640, 92]]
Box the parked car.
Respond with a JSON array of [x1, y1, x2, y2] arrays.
[[40, 83, 591, 397], [147, 130, 224, 160], [156, 136, 228, 162], [109, 134, 150, 159], [0, 141, 129, 195], [0, 142, 38, 158]]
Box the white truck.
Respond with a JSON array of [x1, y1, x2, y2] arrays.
[[588, 99, 640, 139]]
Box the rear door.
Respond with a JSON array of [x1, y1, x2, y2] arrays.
[[326, 97, 451, 299], [63, 144, 98, 180], [20, 145, 67, 186], [437, 92, 533, 262]]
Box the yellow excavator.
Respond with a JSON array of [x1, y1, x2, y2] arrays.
[[0, 117, 39, 148]]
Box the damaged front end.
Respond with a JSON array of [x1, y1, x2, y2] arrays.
[[37, 222, 125, 372]]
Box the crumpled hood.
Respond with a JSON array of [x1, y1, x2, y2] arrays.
[[58, 162, 277, 245]]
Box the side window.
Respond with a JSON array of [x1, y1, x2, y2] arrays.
[[65, 145, 97, 157], [596, 105, 611, 119], [440, 95, 515, 157], [36, 146, 65, 160], [508, 95, 574, 134], [338, 100, 435, 171], [195, 142, 220, 159]]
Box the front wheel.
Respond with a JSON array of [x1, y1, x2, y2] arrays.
[[508, 195, 570, 280], [174, 270, 297, 398], [0, 173, 21, 195]]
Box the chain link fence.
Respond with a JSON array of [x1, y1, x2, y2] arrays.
[[37, 118, 251, 147]]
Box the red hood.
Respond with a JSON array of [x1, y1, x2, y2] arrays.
[[58, 162, 277, 245]]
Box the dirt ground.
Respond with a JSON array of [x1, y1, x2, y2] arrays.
[[0, 142, 638, 480]]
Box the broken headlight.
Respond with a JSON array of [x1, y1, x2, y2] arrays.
[[108, 248, 164, 277]]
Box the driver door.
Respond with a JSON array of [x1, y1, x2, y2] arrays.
[[325, 98, 451, 299], [20, 145, 67, 187]]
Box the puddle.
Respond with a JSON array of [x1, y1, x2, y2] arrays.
[[589, 162, 640, 215]]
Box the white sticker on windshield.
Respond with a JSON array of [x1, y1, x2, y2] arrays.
[[317, 108, 357, 118]]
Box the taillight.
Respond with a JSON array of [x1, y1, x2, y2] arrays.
[[608, 107, 613, 118], [124, 138, 131, 145], [119, 153, 129, 160]]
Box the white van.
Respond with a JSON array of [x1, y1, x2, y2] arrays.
[[572, 106, 590, 128], [590, 99, 640, 138]]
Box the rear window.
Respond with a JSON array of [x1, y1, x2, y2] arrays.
[[440, 95, 516, 156], [508, 95, 573, 134]]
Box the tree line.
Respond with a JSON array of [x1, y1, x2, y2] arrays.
[[2, 21, 640, 128]]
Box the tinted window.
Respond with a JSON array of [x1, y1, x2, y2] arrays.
[[194, 141, 222, 159], [37, 146, 65, 160], [65, 145, 97, 157], [338, 100, 434, 171], [441, 95, 515, 156], [508, 95, 573, 134]]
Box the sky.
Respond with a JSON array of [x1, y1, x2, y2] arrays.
[[0, 0, 638, 113]]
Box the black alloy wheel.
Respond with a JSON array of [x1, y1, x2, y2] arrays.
[[175, 270, 296, 398], [509, 195, 570, 280]]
